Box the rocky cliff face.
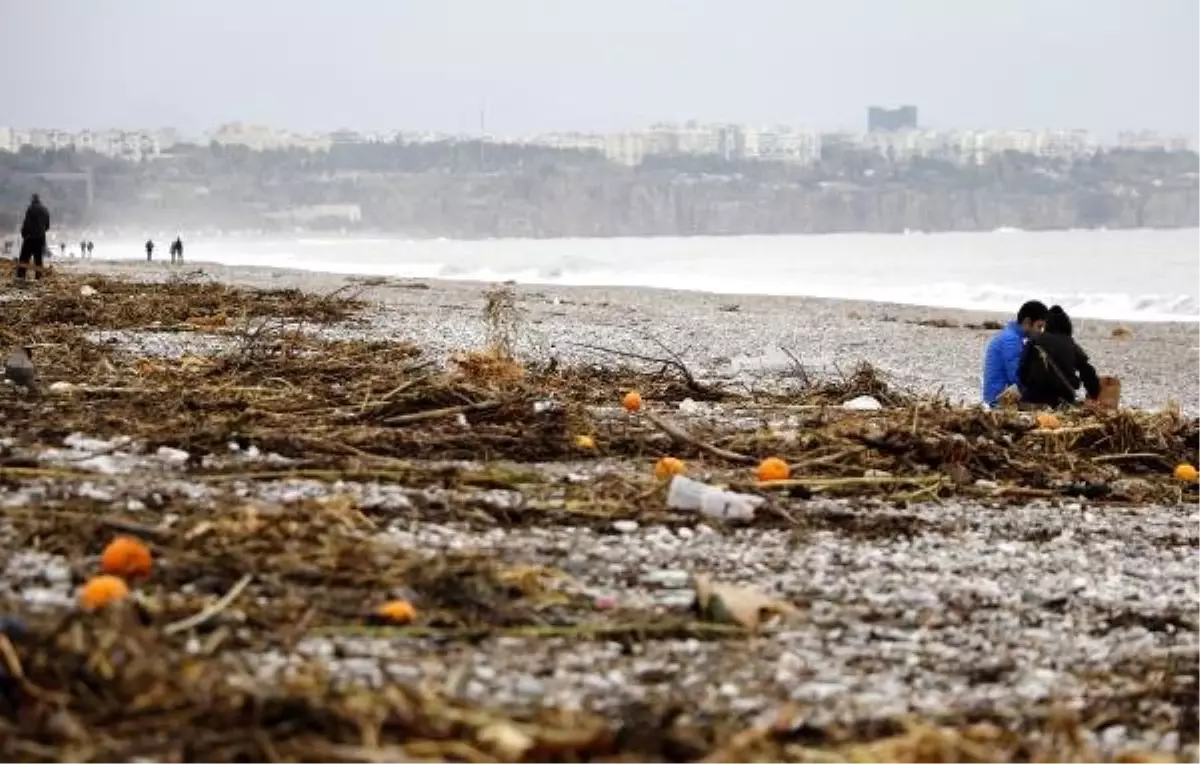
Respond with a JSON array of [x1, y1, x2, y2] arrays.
[[345, 172, 1199, 237]]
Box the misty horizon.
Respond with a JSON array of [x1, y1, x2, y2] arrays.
[[0, 0, 1195, 143]]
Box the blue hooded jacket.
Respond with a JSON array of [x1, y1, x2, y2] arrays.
[[982, 321, 1027, 405]]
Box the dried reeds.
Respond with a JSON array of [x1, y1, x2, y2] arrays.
[[0, 273, 1194, 762]]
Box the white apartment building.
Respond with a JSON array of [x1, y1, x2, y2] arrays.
[[1118, 130, 1192, 152], [0, 126, 164, 160], [747, 127, 822, 165], [603, 132, 647, 166]]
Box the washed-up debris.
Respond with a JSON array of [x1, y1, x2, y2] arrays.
[[692, 574, 799, 631], [666, 475, 763, 520], [842, 394, 882, 411], [0, 272, 1193, 762]]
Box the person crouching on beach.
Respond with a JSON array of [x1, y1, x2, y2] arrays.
[[1018, 305, 1100, 407], [982, 300, 1048, 407]]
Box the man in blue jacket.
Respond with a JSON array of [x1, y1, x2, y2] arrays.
[[982, 300, 1048, 406]]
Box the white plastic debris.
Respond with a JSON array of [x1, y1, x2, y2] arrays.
[[666, 475, 710, 510], [48, 381, 75, 394], [842, 395, 883, 411], [79, 285, 98, 297], [677, 398, 703, 415], [699, 488, 758, 520], [155, 446, 190, 466], [666, 475, 763, 521], [611, 520, 639, 534]]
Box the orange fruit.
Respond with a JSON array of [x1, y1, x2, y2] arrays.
[[374, 600, 417, 624], [1174, 463, 1198, 483], [100, 536, 153, 580], [1035, 413, 1061, 430], [621, 391, 642, 413], [756, 457, 791, 482], [653, 456, 687, 481], [79, 575, 130, 611]]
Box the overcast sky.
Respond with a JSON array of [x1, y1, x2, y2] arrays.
[[1, 0, 1196, 140]]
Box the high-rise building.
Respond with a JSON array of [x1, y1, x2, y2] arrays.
[[868, 105, 918, 132]]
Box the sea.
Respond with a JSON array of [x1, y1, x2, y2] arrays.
[[62, 228, 1200, 323]]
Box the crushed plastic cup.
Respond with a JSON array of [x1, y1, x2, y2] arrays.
[[666, 475, 708, 511], [667, 475, 763, 520], [699, 488, 758, 521]]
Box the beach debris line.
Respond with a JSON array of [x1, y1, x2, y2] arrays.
[[0, 271, 1188, 505], [9, 606, 1173, 762], [0, 272, 1193, 761]]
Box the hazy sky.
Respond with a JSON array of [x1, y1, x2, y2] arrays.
[[2, 0, 1196, 140]]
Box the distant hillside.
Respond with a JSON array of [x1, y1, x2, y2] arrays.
[[1, 142, 1196, 237]]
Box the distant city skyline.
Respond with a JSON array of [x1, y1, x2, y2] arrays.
[[1, 0, 1196, 143], [4, 120, 1188, 172]]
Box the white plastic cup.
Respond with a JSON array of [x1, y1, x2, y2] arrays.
[[700, 489, 757, 521], [666, 475, 708, 510]]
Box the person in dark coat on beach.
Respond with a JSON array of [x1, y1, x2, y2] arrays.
[[17, 194, 50, 282], [1018, 305, 1101, 407], [170, 236, 184, 264], [86, 240, 94, 258], [145, 239, 154, 261]]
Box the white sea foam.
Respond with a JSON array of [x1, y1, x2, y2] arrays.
[[73, 228, 1200, 323]]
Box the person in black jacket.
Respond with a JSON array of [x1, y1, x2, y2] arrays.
[[1018, 305, 1101, 407], [17, 194, 50, 282]]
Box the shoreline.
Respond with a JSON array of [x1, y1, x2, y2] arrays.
[[57, 257, 1200, 414]]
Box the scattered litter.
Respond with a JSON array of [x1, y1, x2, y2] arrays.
[[692, 574, 799, 631], [843, 395, 883, 411], [666, 475, 763, 521]]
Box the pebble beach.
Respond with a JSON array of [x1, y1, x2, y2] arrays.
[[67, 258, 1200, 414], [0, 257, 1196, 761]]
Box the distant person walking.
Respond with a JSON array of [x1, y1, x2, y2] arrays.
[[79, 239, 86, 258], [17, 194, 50, 283], [86, 240, 94, 259], [59, 242, 66, 258], [145, 239, 154, 262], [170, 236, 184, 264]]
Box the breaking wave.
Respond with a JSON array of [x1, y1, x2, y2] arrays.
[[87, 228, 1200, 323]]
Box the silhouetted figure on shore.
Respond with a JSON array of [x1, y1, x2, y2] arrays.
[[145, 239, 154, 262], [17, 194, 50, 283], [170, 236, 184, 264], [86, 240, 94, 259], [59, 243, 66, 258], [79, 240, 86, 258]]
